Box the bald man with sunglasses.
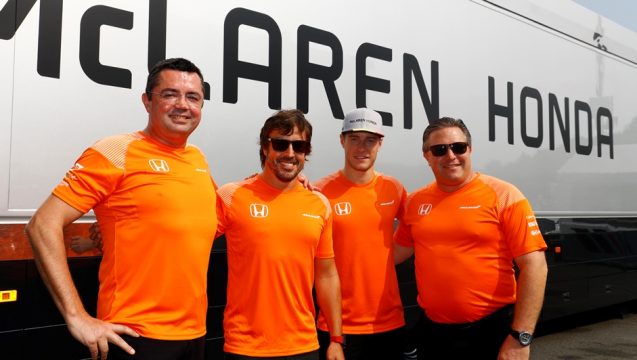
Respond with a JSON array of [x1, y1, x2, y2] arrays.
[[393, 117, 548, 360]]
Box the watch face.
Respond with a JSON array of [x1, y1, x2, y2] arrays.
[[519, 332, 533, 346]]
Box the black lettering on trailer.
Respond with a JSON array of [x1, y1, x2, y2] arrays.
[[0, 0, 63, 78], [356, 42, 392, 126], [223, 7, 282, 109], [573, 101, 613, 158], [488, 76, 614, 158], [2, 3, 440, 131], [574, 100, 593, 156], [488, 76, 515, 144], [147, 0, 166, 75], [549, 94, 571, 152], [79, 5, 133, 88], [144, 1, 210, 99], [404, 55, 439, 129], [596, 107, 613, 158], [521, 86, 543, 148], [297, 25, 344, 119]]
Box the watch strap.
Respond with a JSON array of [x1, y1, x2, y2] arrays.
[[509, 329, 533, 346]]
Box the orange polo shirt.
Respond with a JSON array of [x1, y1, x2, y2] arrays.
[[217, 176, 333, 357], [53, 131, 217, 340], [394, 173, 546, 323], [315, 171, 406, 334]]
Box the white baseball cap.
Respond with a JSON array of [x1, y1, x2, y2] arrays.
[[341, 108, 384, 136]]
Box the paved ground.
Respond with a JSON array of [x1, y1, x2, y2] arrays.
[[532, 308, 637, 359]]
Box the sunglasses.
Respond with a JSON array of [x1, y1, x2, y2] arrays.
[[268, 138, 311, 154], [427, 142, 469, 157]]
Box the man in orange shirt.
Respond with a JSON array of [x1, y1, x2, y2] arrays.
[[216, 109, 344, 360], [394, 117, 548, 359], [314, 108, 408, 360], [26, 58, 217, 360]]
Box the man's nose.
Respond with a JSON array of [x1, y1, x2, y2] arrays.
[[173, 94, 189, 108], [282, 143, 295, 156]]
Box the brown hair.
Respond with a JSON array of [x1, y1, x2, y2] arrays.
[[422, 117, 472, 152], [259, 109, 313, 166]]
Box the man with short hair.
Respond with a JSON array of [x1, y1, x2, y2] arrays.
[[314, 108, 408, 360], [394, 117, 548, 359], [26, 58, 217, 360], [216, 109, 344, 360]]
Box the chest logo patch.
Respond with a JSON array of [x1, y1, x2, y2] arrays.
[[334, 202, 352, 216], [250, 203, 269, 218], [148, 159, 170, 172], [418, 203, 432, 215]]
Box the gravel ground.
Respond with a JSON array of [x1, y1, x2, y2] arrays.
[[531, 309, 637, 360]]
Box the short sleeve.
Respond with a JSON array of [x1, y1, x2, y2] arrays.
[[52, 148, 121, 213], [501, 199, 547, 257], [315, 195, 335, 259]]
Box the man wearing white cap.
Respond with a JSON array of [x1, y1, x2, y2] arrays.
[[314, 108, 408, 360]]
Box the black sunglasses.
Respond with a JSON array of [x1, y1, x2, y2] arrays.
[[268, 138, 311, 154], [428, 142, 469, 157]]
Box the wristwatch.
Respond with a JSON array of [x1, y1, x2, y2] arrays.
[[509, 329, 533, 346], [330, 335, 346, 347]]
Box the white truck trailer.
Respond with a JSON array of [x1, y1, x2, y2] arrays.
[[1, 0, 636, 358]]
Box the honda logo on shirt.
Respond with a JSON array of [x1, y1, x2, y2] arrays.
[[148, 159, 170, 172], [418, 203, 432, 215], [334, 202, 352, 216], [250, 204, 269, 218]]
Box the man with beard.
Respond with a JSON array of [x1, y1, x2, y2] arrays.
[[216, 109, 344, 360], [314, 108, 408, 360]]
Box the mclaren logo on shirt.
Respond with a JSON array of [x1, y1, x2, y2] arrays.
[[250, 203, 269, 218], [418, 203, 432, 215], [334, 202, 352, 216], [148, 159, 170, 172], [65, 162, 84, 181]]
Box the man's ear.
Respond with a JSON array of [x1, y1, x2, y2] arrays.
[[142, 92, 151, 112]]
